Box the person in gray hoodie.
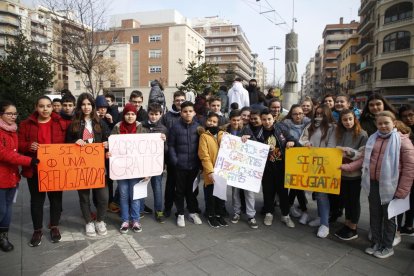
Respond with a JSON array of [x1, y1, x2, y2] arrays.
[[148, 80, 166, 113]]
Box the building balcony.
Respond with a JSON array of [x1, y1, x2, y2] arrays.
[[358, 16, 375, 35], [31, 26, 47, 36], [377, 17, 414, 33], [0, 16, 19, 27], [325, 44, 341, 50], [354, 83, 373, 93], [375, 78, 414, 88], [356, 61, 373, 73], [358, 0, 376, 16], [356, 37, 374, 54], [375, 48, 413, 61]]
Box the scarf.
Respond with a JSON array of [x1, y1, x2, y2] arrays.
[[120, 121, 137, 134], [206, 126, 219, 135], [361, 128, 401, 204], [283, 118, 310, 140], [0, 118, 17, 132]]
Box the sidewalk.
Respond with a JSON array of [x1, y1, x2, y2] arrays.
[[0, 176, 413, 276]]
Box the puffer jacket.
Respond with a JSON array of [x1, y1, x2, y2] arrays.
[[168, 119, 200, 170], [148, 81, 166, 108], [0, 126, 32, 188], [198, 129, 224, 186], [18, 112, 66, 178], [161, 107, 181, 130], [142, 120, 168, 154]]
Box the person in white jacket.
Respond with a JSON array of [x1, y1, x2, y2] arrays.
[[228, 78, 249, 110]]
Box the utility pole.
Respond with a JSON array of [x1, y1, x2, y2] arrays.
[[268, 46, 280, 86]]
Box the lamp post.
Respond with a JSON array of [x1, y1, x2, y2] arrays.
[[268, 46, 281, 86]]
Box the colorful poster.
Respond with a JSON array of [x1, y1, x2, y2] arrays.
[[109, 133, 164, 180], [285, 147, 342, 194], [214, 134, 269, 193], [37, 143, 105, 192]]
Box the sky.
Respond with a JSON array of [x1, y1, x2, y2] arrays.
[[24, 0, 361, 86]]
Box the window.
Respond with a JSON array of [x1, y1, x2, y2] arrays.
[[149, 66, 161, 73], [110, 50, 116, 57], [149, 49, 162, 59], [381, 61, 409, 79], [383, 31, 410, 52], [132, 35, 139, 43], [75, 81, 80, 90], [100, 39, 106, 44], [384, 2, 413, 24], [149, 34, 161, 42], [110, 81, 116, 88]]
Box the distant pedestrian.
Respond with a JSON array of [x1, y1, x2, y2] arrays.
[[148, 80, 166, 113], [228, 78, 249, 110], [217, 86, 229, 114], [247, 79, 259, 105]]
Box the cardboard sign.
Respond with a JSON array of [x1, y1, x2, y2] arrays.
[[37, 143, 105, 192], [285, 147, 342, 194], [214, 134, 269, 193], [109, 133, 164, 180]]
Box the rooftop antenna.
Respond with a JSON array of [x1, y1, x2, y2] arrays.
[[292, 0, 297, 31]]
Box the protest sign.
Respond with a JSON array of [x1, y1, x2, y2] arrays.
[[285, 147, 342, 194], [214, 134, 269, 193], [37, 143, 105, 192], [109, 133, 164, 180]]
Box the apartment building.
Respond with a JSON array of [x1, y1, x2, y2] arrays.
[[337, 34, 361, 95], [312, 44, 324, 98], [303, 57, 315, 98]]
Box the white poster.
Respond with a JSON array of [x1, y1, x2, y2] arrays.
[[133, 178, 151, 200], [214, 134, 269, 193], [388, 195, 410, 219]]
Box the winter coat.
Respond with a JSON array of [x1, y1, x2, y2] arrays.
[[360, 114, 377, 136], [228, 82, 249, 110], [110, 121, 148, 135], [161, 107, 181, 130], [107, 105, 120, 124], [168, 119, 200, 170], [65, 119, 109, 143], [18, 112, 67, 178], [137, 107, 148, 123], [342, 132, 414, 199], [148, 81, 166, 109], [0, 126, 32, 188], [247, 85, 259, 105], [337, 129, 368, 179], [142, 120, 168, 154], [217, 90, 229, 113], [198, 130, 224, 186]]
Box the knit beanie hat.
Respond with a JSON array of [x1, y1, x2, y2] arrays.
[[122, 103, 137, 117]]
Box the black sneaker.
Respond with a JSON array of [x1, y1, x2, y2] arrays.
[[216, 216, 228, 227], [207, 216, 220, 228], [143, 205, 153, 214], [155, 211, 165, 223], [0, 232, 14, 252], [248, 217, 259, 229], [50, 227, 61, 243], [164, 208, 171, 218], [335, 226, 358, 241], [29, 230, 43, 247], [400, 226, 414, 236]]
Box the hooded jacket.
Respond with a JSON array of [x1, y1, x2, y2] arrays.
[[148, 80, 166, 109], [198, 129, 224, 186], [228, 82, 249, 110]]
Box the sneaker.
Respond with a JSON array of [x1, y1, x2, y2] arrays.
[[29, 230, 43, 247], [0, 232, 13, 252], [50, 227, 61, 243], [335, 226, 358, 241], [164, 208, 171, 218], [290, 206, 302, 218], [248, 217, 259, 229], [231, 213, 240, 224], [264, 213, 274, 226], [365, 243, 381, 255], [299, 212, 310, 225], [188, 213, 202, 225], [108, 202, 120, 213], [392, 232, 401, 247], [373, 247, 394, 259], [207, 216, 220, 228], [95, 221, 107, 236], [216, 216, 228, 227], [308, 217, 321, 227], [281, 215, 295, 228], [317, 225, 329, 238], [155, 211, 165, 223], [400, 226, 414, 236], [143, 205, 153, 214], [177, 214, 185, 227], [85, 222, 96, 237], [119, 222, 129, 234], [132, 221, 142, 233]]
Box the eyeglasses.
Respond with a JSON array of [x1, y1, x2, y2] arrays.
[[401, 113, 414, 119], [174, 99, 185, 103], [292, 113, 304, 116], [1, 112, 19, 117], [130, 100, 143, 104]]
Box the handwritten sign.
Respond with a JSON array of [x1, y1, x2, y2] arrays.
[[37, 143, 105, 192], [109, 133, 164, 180], [214, 134, 269, 193], [285, 147, 342, 194]]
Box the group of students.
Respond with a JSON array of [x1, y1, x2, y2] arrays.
[[0, 84, 413, 260]]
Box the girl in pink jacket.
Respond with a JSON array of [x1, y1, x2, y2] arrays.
[[342, 111, 414, 259]]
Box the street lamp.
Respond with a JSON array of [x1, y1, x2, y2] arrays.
[[268, 46, 281, 87]]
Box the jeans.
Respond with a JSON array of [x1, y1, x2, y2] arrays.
[[342, 178, 361, 224], [316, 192, 330, 227], [27, 176, 62, 230], [175, 168, 199, 215], [232, 187, 256, 218], [118, 178, 141, 222], [78, 185, 108, 223], [151, 174, 163, 212], [0, 187, 17, 229]]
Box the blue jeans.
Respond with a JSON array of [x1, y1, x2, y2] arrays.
[[0, 187, 17, 229], [118, 178, 141, 222], [150, 175, 163, 212], [316, 192, 330, 227]]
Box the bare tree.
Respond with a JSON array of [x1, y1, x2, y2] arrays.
[[42, 0, 118, 97]]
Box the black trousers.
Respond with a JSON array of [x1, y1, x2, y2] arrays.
[[175, 168, 199, 215], [262, 163, 289, 216], [27, 175, 62, 230], [204, 184, 226, 217], [164, 163, 176, 211], [288, 189, 308, 212], [342, 178, 361, 224], [397, 183, 414, 229]]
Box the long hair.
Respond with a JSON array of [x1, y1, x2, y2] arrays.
[[284, 104, 302, 121], [308, 104, 334, 142], [360, 93, 397, 120], [336, 109, 362, 142], [71, 93, 101, 133]]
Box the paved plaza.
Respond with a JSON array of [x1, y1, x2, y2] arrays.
[[1, 175, 413, 276]]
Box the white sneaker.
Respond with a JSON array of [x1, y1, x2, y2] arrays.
[[392, 232, 401, 247], [188, 213, 202, 225], [290, 206, 302, 218], [281, 215, 295, 228], [317, 225, 329, 238], [95, 221, 107, 236], [177, 215, 185, 227], [308, 217, 321, 227], [85, 222, 96, 237], [264, 213, 274, 226], [299, 212, 309, 225]]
